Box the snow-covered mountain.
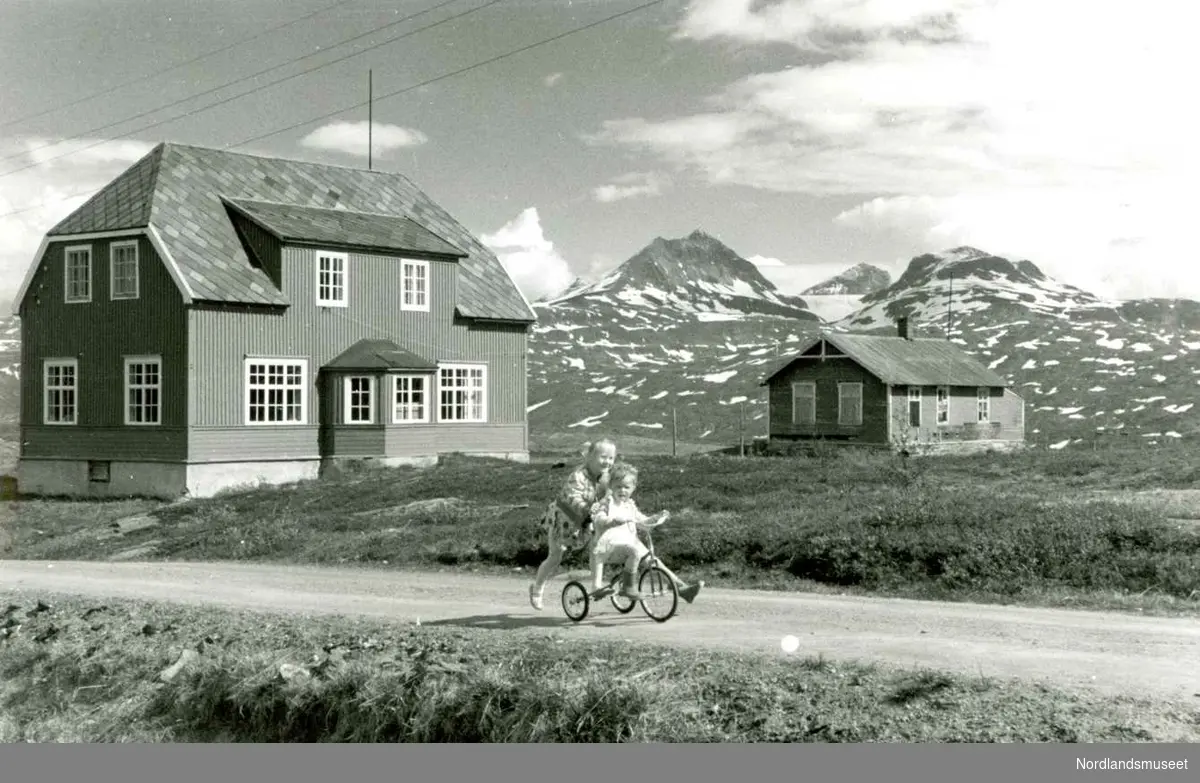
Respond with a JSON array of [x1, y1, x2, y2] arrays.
[[791, 262, 891, 323], [802, 262, 891, 296], [0, 316, 20, 424], [843, 246, 1118, 329], [536, 276, 591, 304], [543, 229, 819, 322]]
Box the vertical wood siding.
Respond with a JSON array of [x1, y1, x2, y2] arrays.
[[20, 236, 188, 461], [767, 357, 889, 443], [889, 385, 1025, 443], [188, 246, 528, 460]]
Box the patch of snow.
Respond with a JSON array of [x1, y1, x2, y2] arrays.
[[1164, 403, 1195, 414], [627, 422, 664, 430], [568, 412, 609, 428], [703, 370, 738, 383], [649, 391, 669, 400], [1048, 439, 1070, 450], [526, 399, 552, 413]]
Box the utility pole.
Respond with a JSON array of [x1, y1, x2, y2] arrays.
[[739, 400, 746, 457], [946, 272, 953, 340], [368, 70, 373, 171]]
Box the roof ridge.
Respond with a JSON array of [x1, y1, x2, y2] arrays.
[[226, 196, 429, 222], [161, 141, 409, 178]]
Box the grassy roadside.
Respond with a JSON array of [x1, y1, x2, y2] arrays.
[[2, 593, 1196, 743], [3, 448, 1199, 615]]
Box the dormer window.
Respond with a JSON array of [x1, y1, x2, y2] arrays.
[[401, 260, 429, 312], [316, 250, 347, 307]]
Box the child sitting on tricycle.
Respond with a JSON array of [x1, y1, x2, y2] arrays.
[[586, 461, 702, 605]]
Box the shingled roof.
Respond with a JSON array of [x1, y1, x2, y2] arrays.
[[760, 332, 1011, 388], [223, 199, 467, 259], [42, 142, 535, 322], [323, 338, 438, 372]]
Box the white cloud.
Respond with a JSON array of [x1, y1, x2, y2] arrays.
[[299, 121, 427, 157], [594, 0, 1200, 300], [747, 254, 784, 267], [0, 137, 155, 308], [480, 207, 574, 302], [544, 72, 564, 87], [592, 171, 669, 202], [676, 0, 969, 50]]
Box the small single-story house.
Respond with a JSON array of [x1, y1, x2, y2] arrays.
[[13, 142, 537, 499], [760, 318, 1025, 452]]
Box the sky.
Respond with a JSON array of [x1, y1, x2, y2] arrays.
[[2, 0, 1197, 312]]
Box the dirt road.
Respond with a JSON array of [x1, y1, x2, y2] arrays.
[[3, 559, 1199, 702]]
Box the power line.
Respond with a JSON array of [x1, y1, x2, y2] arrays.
[[0, 0, 483, 173], [227, 0, 668, 150], [0, 0, 666, 222], [0, 0, 360, 132], [0, 190, 99, 221]]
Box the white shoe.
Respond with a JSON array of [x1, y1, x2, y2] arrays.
[[529, 583, 544, 611]]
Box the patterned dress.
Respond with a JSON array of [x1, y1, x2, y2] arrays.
[[540, 463, 609, 553]]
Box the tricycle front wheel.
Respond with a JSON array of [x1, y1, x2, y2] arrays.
[[638, 567, 678, 622]]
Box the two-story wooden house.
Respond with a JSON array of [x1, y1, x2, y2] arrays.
[[760, 318, 1026, 453], [13, 142, 536, 499]]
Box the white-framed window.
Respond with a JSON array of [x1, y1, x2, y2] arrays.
[[401, 260, 429, 312], [791, 381, 815, 425], [343, 376, 375, 424], [64, 245, 92, 303], [977, 387, 991, 422], [907, 386, 922, 428], [438, 363, 486, 422], [110, 241, 139, 300], [124, 355, 161, 425], [43, 358, 78, 425], [316, 251, 347, 307], [936, 385, 950, 424], [837, 382, 863, 426], [392, 374, 430, 423], [245, 358, 307, 425]]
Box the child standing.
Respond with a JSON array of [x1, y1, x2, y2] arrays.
[[528, 438, 617, 610], [588, 461, 702, 604]]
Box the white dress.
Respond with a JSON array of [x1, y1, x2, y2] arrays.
[[590, 496, 649, 563]]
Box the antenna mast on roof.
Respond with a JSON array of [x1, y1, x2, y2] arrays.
[[368, 70, 373, 171]]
